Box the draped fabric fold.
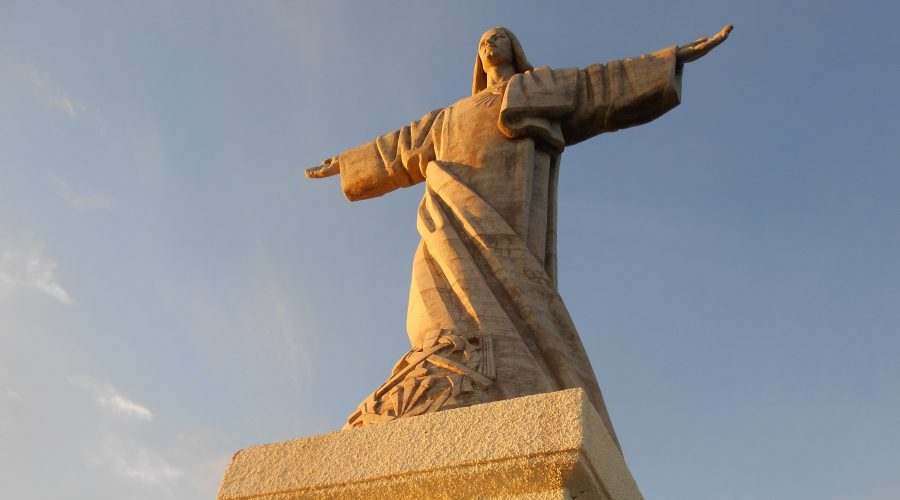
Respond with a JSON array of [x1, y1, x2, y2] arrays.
[[336, 48, 683, 447]]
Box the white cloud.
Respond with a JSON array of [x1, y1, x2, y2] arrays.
[[70, 377, 153, 422], [30, 73, 89, 120], [0, 370, 23, 437], [101, 395, 153, 422], [51, 175, 115, 211], [0, 246, 73, 304], [90, 434, 183, 485]]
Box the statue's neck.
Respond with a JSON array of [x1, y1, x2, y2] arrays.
[[485, 64, 516, 87]]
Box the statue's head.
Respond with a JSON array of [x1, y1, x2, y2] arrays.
[[472, 27, 533, 95]]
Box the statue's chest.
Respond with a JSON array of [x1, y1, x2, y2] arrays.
[[436, 90, 539, 231], [441, 91, 518, 165]]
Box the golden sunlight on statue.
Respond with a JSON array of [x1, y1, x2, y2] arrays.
[[305, 25, 732, 443]]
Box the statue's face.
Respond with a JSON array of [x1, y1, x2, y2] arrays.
[[478, 29, 513, 69]]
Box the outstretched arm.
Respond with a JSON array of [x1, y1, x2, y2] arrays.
[[304, 108, 444, 201], [676, 24, 733, 63], [558, 23, 732, 145]]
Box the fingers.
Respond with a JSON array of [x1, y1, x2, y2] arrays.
[[695, 24, 734, 54], [708, 24, 733, 45], [305, 165, 333, 178], [715, 25, 732, 40], [703, 33, 728, 51], [679, 36, 707, 50], [677, 24, 732, 63], [305, 158, 340, 178]]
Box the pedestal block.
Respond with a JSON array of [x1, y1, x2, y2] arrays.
[[217, 388, 643, 499]]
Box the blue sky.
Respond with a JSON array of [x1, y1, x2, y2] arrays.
[[1, 1, 898, 498]]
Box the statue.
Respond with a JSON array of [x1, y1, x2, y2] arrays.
[[306, 25, 732, 443]]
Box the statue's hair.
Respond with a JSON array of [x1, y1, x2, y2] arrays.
[[472, 27, 533, 95]]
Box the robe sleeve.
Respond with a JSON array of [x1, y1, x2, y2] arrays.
[[562, 46, 682, 145], [338, 108, 443, 201]]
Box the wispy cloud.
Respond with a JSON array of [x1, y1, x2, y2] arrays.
[[0, 370, 23, 437], [69, 377, 200, 487], [3, 389, 23, 401], [90, 434, 183, 485], [0, 246, 73, 304], [102, 394, 153, 421], [29, 73, 89, 120], [51, 175, 115, 211], [0, 370, 23, 402], [71, 377, 153, 422]]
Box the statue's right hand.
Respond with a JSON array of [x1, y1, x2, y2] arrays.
[[305, 157, 341, 178]]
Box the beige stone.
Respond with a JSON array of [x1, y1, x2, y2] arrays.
[[304, 25, 732, 435], [217, 388, 643, 500]]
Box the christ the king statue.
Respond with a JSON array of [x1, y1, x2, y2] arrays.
[[306, 25, 732, 446]]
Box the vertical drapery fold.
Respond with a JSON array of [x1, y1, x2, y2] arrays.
[[335, 48, 682, 445]]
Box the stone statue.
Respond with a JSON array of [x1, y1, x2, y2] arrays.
[[306, 25, 732, 443]]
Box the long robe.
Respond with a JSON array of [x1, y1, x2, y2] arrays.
[[338, 47, 682, 442]]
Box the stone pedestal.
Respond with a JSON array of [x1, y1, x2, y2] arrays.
[[217, 388, 644, 499]]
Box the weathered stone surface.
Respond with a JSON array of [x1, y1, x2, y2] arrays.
[[217, 388, 643, 500], [305, 25, 732, 435]]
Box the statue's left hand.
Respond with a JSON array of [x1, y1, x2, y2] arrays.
[[677, 24, 733, 63]]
